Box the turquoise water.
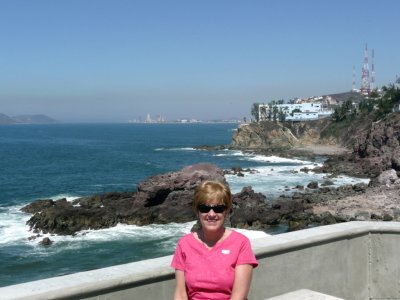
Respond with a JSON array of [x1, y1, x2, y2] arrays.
[[0, 123, 368, 287]]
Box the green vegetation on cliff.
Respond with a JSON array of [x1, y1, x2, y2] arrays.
[[321, 80, 400, 147]]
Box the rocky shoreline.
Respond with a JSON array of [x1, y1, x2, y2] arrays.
[[231, 112, 400, 230], [20, 158, 400, 240], [21, 112, 400, 241]]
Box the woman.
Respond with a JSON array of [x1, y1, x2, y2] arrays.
[[171, 180, 258, 300]]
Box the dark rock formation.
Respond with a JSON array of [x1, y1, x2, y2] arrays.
[[194, 145, 227, 151], [231, 187, 271, 229], [223, 166, 258, 177], [40, 237, 53, 246], [21, 163, 319, 235], [20, 199, 55, 214], [307, 181, 319, 189], [22, 163, 242, 235]]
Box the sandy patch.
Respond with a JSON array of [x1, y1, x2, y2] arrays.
[[293, 145, 351, 156]]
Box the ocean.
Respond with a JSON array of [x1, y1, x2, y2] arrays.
[[0, 123, 368, 287]]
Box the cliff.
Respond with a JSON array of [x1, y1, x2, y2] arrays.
[[232, 112, 400, 177], [232, 118, 337, 150], [229, 111, 400, 230]]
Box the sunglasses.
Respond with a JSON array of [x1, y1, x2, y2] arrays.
[[198, 204, 226, 214]]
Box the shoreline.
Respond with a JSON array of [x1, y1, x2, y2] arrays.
[[228, 142, 400, 231]]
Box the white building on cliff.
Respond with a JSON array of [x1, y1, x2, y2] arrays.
[[258, 102, 333, 122]]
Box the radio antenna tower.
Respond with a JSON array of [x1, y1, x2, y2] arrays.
[[360, 43, 371, 95], [370, 49, 375, 91], [352, 65, 356, 91]]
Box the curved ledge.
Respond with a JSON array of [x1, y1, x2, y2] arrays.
[[2, 221, 400, 300]]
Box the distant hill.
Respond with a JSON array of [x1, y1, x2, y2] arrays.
[[0, 114, 58, 124], [0, 113, 18, 124]]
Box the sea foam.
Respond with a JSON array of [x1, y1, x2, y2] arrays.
[[0, 205, 31, 245], [222, 150, 369, 197]]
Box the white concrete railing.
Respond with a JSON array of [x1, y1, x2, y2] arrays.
[[2, 221, 400, 300]]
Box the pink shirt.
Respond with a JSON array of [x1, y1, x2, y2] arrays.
[[171, 230, 258, 300]]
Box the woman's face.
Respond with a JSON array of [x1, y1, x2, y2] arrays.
[[197, 200, 227, 233]]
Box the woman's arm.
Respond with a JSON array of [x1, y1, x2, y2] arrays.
[[230, 264, 254, 300], [173, 269, 188, 300]]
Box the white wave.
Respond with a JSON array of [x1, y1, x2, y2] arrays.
[[226, 165, 369, 197], [330, 175, 370, 186], [17, 221, 197, 253], [214, 153, 231, 157], [22, 220, 268, 256], [0, 193, 82, 245], [245, 154, 313, 164], [175, 147, 196, 151], [51, 194, 80, 202], [72, 221, 196, 242], [213, 150, 317, 165], [232, 228, 270, 239], [213, 150, 245, 157], [0, 205, 32, 245], [216, 150, 364, 198], [155, 147, 196, 151]]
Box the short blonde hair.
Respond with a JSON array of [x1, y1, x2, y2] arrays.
[[193, 180, 232, 212]]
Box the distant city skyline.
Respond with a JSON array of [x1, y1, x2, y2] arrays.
[[1, 0, 399, 123]]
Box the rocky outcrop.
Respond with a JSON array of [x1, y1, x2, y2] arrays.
[[21, 164, 400, 237], [312, 113, 400, 178], [264, 169, 400, 231], [22, 163, 292, 235], [232, 118, 335, 150], [231, 187, 275, 228], [311, 169, 400, 223], [352, 113, 400, 175], [22, 163, 226, 235], [232, 122, 296, 149], [231, 186, 312, 230], [127, 163, 227, 225], [21, 162, 331, 235]]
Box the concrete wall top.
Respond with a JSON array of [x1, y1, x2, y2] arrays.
[[2, 221, 400, 300], [251, 221, 400, 256]]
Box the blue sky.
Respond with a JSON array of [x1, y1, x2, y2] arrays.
[[1, 0, 399, 122]]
